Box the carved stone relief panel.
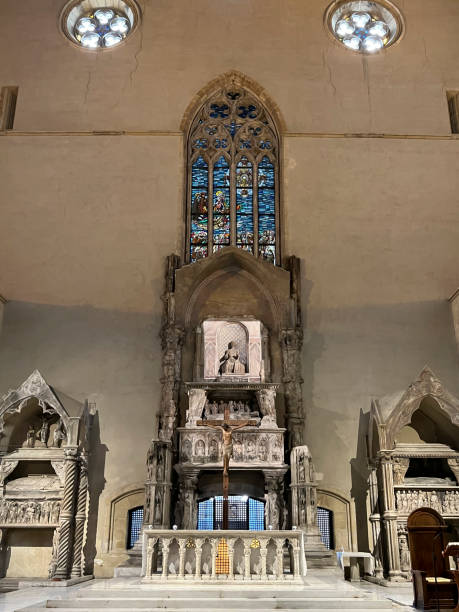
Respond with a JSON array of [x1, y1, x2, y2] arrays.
[[0, 498, 61, 526], [179, 428, 285, 467], [395, 487, 459, 515]]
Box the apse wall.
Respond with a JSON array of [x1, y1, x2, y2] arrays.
[[0, 301, 159, 575], [0, 0, 458, 134]]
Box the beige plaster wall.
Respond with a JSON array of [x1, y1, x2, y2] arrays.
[[0, 302, 159, 576], [0, 1, 458, 135], [450, 290, 459, 355]]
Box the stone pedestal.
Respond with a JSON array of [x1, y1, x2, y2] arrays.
[[290, 446, 335, 567]]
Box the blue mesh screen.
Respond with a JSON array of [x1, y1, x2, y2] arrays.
[[197, 497, 214, 530], [248, 498, 265, 530], [198, 496, 265, 530], [317, 506, 333, 549], [128, 506, 144, 549]]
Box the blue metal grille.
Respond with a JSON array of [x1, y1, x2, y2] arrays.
[[197, 496, 265, 530], [249, 498, 265, 530], [317, 506, 333, 549], [197, 497, 214, 530], [127, 506, 143, 549]]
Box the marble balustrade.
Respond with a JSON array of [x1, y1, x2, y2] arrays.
[[142, 529, 306, 582]]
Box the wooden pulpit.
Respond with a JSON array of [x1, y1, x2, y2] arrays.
[[407, 507, 457, 610]]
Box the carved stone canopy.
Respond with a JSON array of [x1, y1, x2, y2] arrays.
[[368, 367, 459, 459], [0, 370, 89, 451]]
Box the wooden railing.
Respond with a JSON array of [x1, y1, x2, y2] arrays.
[[142, 529, 306, 582]]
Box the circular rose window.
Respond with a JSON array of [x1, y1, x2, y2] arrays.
[[61, 0, 140, 49], [325, 0, 403, 53]]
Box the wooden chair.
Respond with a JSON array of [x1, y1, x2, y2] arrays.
[[407, 507, 457, 610]]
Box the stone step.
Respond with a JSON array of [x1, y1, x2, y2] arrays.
[[73, 589, 360, 598], [20, 597, 393, 610]]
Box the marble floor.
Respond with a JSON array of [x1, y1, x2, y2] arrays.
[[0, 570, 417, 612]]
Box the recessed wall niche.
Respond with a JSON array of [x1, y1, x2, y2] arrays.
[[60, 0, 141, 49]]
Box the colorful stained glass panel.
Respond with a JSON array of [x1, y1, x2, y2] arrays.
[[258, 157, 275, 187], [190, 156, 209, 256], [213, 156, 230, 247], [236, 157, 253, 247], [258, 216, 276, 244], [190, 245, 208, 262], [258, 156, 275, 263], [259, 245, 276, 264]]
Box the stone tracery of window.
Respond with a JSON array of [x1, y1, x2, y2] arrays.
[[188, 87, 279, 264]]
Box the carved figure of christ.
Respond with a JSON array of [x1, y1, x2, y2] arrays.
[[198, 403, 257, 529]]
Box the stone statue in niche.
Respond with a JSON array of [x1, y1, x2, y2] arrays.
[[26, 425, 36, 448], [398, 528, 411, 573], [39, 418, 50, 447], [52, 420, 66, 448], [186, 389, 207, 426], [219, 342, 246, 375], [256, 388, 277, 427], [154, 490, 162, 524]]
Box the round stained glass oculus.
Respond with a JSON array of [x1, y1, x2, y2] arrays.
[[60, 0, 140, 50], [326, 1, 403, 54]]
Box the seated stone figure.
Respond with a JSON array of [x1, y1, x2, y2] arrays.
[[219, 341, 246, 375]]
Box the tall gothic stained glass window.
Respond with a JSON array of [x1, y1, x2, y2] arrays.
[[188, 86, 279, 264]]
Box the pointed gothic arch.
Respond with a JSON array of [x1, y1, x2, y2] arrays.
[[368, 366, 459, 457], [183, 72, 282, 265]]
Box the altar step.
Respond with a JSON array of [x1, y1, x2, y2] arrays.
[[16, 586, 397, 611]]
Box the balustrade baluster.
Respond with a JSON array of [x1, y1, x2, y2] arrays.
[[228, 538, 235, 580], [161, 538, 171, 579], [178, 539, 186, 577], [260, 539, 268, 579], [275, 540, 284, 579], [292, 538, 300, 577], [243, 539, 251, 580], [211, 538, 217, 579], [195, 538, 203, 580]]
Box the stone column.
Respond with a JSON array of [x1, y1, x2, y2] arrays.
[[145, 441, 173, 528], [71, 455, 88, 577], [179, 470, 199, 529], [290, 446, 325, 555], [368, 466, 384, 579], [378, 451, 402, 581], [54, 447, 79, 579], [280, 328, 304, 449], [264, 471, 284, 529]]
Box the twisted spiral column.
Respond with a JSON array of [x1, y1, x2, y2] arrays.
[[71, 456, 88, 577], [54, 448, 79, 579]]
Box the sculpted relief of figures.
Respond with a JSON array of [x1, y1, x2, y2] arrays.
[[23, 418, 66, 449], [180, 431, 284, 465], [396, 488, 459, 515], [0, 499, 61, 525]]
